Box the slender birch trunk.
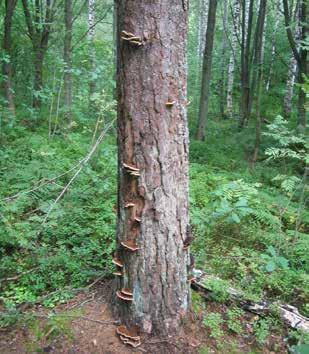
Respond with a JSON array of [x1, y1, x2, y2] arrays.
[[88, 0, 96, 100], [226, 0, 240, 119], [64, 0, 73, 121]]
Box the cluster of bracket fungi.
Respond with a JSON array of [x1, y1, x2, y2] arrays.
[[116, 325, 141, 348], [112, 161, 141, 305], [121, 30, 142, 46]]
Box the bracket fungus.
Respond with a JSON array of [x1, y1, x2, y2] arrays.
[[116, 325, 140, 341], [121, 240, 140, 252], [116, 290, 133, 301], [122, 162, 140, 172], [187, 275, 196, 283], [134, 217, 141, 223], [121, 30, 142, 46], [165, 100, 175, 107], [112, 257, 124, 268], [113, 271, 123, 277], [124, 202, 135, 208], [121, 288, 133, 297]]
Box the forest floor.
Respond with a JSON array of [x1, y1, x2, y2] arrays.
[[0, 279, 288, 354]]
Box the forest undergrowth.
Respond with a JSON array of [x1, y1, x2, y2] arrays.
[[0, 117, 308, 350]]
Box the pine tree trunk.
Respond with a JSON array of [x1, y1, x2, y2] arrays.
[[88, 0, 96, 99], [115, 0, 190, 335], [226, 0, 240, 119], [2, 0, 17, 117], [64, 0, 73, 121], [196, 0, 218, 140]]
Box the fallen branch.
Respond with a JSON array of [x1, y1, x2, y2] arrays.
[[191, 270, 309, 332]]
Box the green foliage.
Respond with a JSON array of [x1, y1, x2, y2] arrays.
[[202, 312, 224, 340], [226, 307, 244, 334], [252, 318, 272, 344], [0, 127, 116, 311]]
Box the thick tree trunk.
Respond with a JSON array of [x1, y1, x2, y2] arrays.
[[196, 0, 218, 141], [239, 0, 254, 129], [2, 0, 17, 117], [226, 0, 240, 119], [88, 0, 96, 99], [115, 0, 190, 335], [64, 0, 73, 121]]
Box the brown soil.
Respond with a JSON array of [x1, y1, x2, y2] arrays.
[[0, 280, 288, 353]]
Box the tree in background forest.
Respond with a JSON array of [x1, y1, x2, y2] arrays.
[[196, 0, 218, 140], [2, 0, 17, 117], [115, 0, 190, 334]]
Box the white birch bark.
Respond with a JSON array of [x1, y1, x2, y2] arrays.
[[88, 0, 96, 98], [227, 0, 240, 118], [198, 0, 209, 62]]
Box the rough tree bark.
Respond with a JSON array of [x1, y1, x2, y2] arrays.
[[64, 0, 73, 121], [239, 0, 254, 129], [88, 0, 96, 100], [226, 0, 240, 119], [115, 0, 190, 335], [21, 0, 55, 108], [2, 0, 17, 117], [196, 0, 218, 141]]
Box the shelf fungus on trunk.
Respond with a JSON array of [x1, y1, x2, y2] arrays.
[[165, 100, 175, 107], [116, 290, 133, 301], [113, 271, 123, 277], [116, 325, 141, 347], [112, 257, 124, 268], [124, 202, 135, 208], [121, 240, 140, 252], [187, 275, 196, 283], [121, 288, 133, 297], [122, 162, 139, 172], [116, 325, 140, 341], [121, 30, 142, 46]]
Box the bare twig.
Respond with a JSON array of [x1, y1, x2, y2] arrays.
[[42, 119, 115, 224]]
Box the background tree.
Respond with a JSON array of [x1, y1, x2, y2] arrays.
[[2, 0, 17, 117], [282, 0, 307, 128], [63, 0, 73, 121], [196, 0, 218, 140]]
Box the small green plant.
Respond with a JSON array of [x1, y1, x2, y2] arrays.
[[260, 246, 289, 273], [226, 307, 244, 334], [252, 317, 271, 344], [203, 312, 224, 340]]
